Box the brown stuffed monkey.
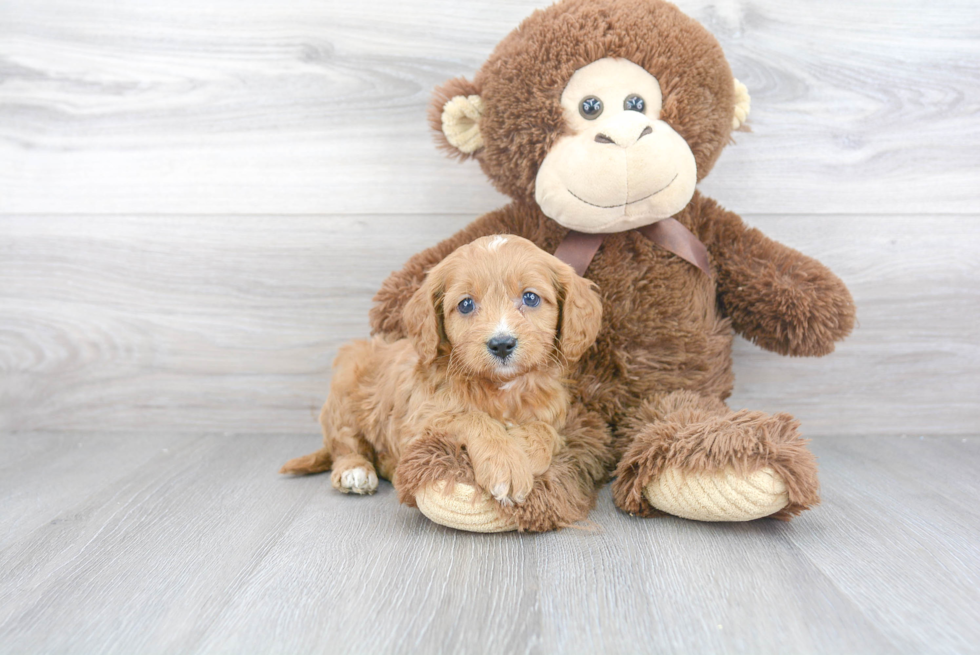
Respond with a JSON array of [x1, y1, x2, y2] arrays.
[[372, 0, 855, 531]]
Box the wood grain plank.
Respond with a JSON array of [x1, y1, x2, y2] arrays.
[[0, 432, 197, 550], [793, 436, 980, 653], [1, 433, 977, 653], [530, 495, 901, 654], [1, 0, 977, 215], [191, 488, 543, 655], [0, 434, 325, 653], [1, 214, 976, 437]]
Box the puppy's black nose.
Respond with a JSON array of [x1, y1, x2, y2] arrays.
[[487, 335, 518, 360]]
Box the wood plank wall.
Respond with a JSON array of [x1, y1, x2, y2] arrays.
[[1, 0, 978, 437]]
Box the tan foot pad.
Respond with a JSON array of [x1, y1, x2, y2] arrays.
[[415, 481, 518, 533], [644, 466, 789, 522]]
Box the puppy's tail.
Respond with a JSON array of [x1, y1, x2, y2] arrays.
[[280, 447, 333, 476]]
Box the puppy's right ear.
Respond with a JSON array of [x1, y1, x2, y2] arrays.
[[428, 77, 484, 160], [402, 263, 448, 365]]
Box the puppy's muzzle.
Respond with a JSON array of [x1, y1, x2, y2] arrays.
[[486, 335, 518, 361]]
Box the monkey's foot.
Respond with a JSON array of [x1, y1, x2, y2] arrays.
[[415, 481, 518, 533], [612, 392, 819, 521], [643, 466, 788, 522]]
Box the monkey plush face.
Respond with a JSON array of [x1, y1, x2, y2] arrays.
[[534, 58, 698, 233], [429, 0, 750, 233]]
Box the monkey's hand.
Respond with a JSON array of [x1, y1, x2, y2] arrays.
[[703, 199, 856, 357]]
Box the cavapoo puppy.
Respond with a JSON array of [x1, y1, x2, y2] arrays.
[[280, 235, 602, 505]]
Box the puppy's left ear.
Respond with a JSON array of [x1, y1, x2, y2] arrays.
[[402, 262, 448, 365], [553, 262, 603, 364]]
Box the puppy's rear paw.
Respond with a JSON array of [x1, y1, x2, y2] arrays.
[[332, 465, 379, 495]]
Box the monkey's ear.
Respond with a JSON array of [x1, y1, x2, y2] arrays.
[[732, 79, 751, 131], [428, 77, 484, 160]]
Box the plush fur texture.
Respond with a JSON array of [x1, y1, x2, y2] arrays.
[[432, 0, 736, 203], [282, 236, 603, 509], [370, 0, 855, 527], [611, 390, 820, 520]]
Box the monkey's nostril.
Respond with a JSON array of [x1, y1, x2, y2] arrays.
[[638, 126, 653, 139], [594, 133, 614, 144], [487, 335, 518, 360]]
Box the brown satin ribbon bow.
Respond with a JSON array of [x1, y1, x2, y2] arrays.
[[553, 218, 711, 277]]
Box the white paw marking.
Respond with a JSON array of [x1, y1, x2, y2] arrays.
[[341, 467, 379, 494], [486, 235, 508, 251], [492, 482, 514, 506]]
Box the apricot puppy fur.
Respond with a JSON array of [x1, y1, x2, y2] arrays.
[[280, 235, 602, 506]]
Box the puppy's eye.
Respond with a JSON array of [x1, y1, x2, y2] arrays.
[[457, 298, 475, 315], [522, 291, 541, 308], [624, 94, 645, 113], [579, 96, 603, 120]]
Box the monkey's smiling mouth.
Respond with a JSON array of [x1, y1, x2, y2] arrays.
[[566, 173, 678, 209]]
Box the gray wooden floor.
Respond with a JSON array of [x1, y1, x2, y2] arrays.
[[1, 433, 978, 654], [2, 0, 980, 652]]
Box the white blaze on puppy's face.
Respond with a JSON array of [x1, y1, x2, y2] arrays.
[[486, 235, 508, 251], [534, 58, 698, 234]]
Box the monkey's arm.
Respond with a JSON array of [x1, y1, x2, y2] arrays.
[[370, 205, 521, 338], [701, 198, 856, 357]]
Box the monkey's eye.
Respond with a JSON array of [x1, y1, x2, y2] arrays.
[[522, 291, 541, 308], [579, 96, 603, 120], [624, 94, 645, 113], [457, 298, 475, 315]]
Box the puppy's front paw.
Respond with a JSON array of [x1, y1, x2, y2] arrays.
[[331, 464, 379, 495], [490, 482, 521, 507], [474, 453, 534, 507], [509, 422, 563, 477]]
